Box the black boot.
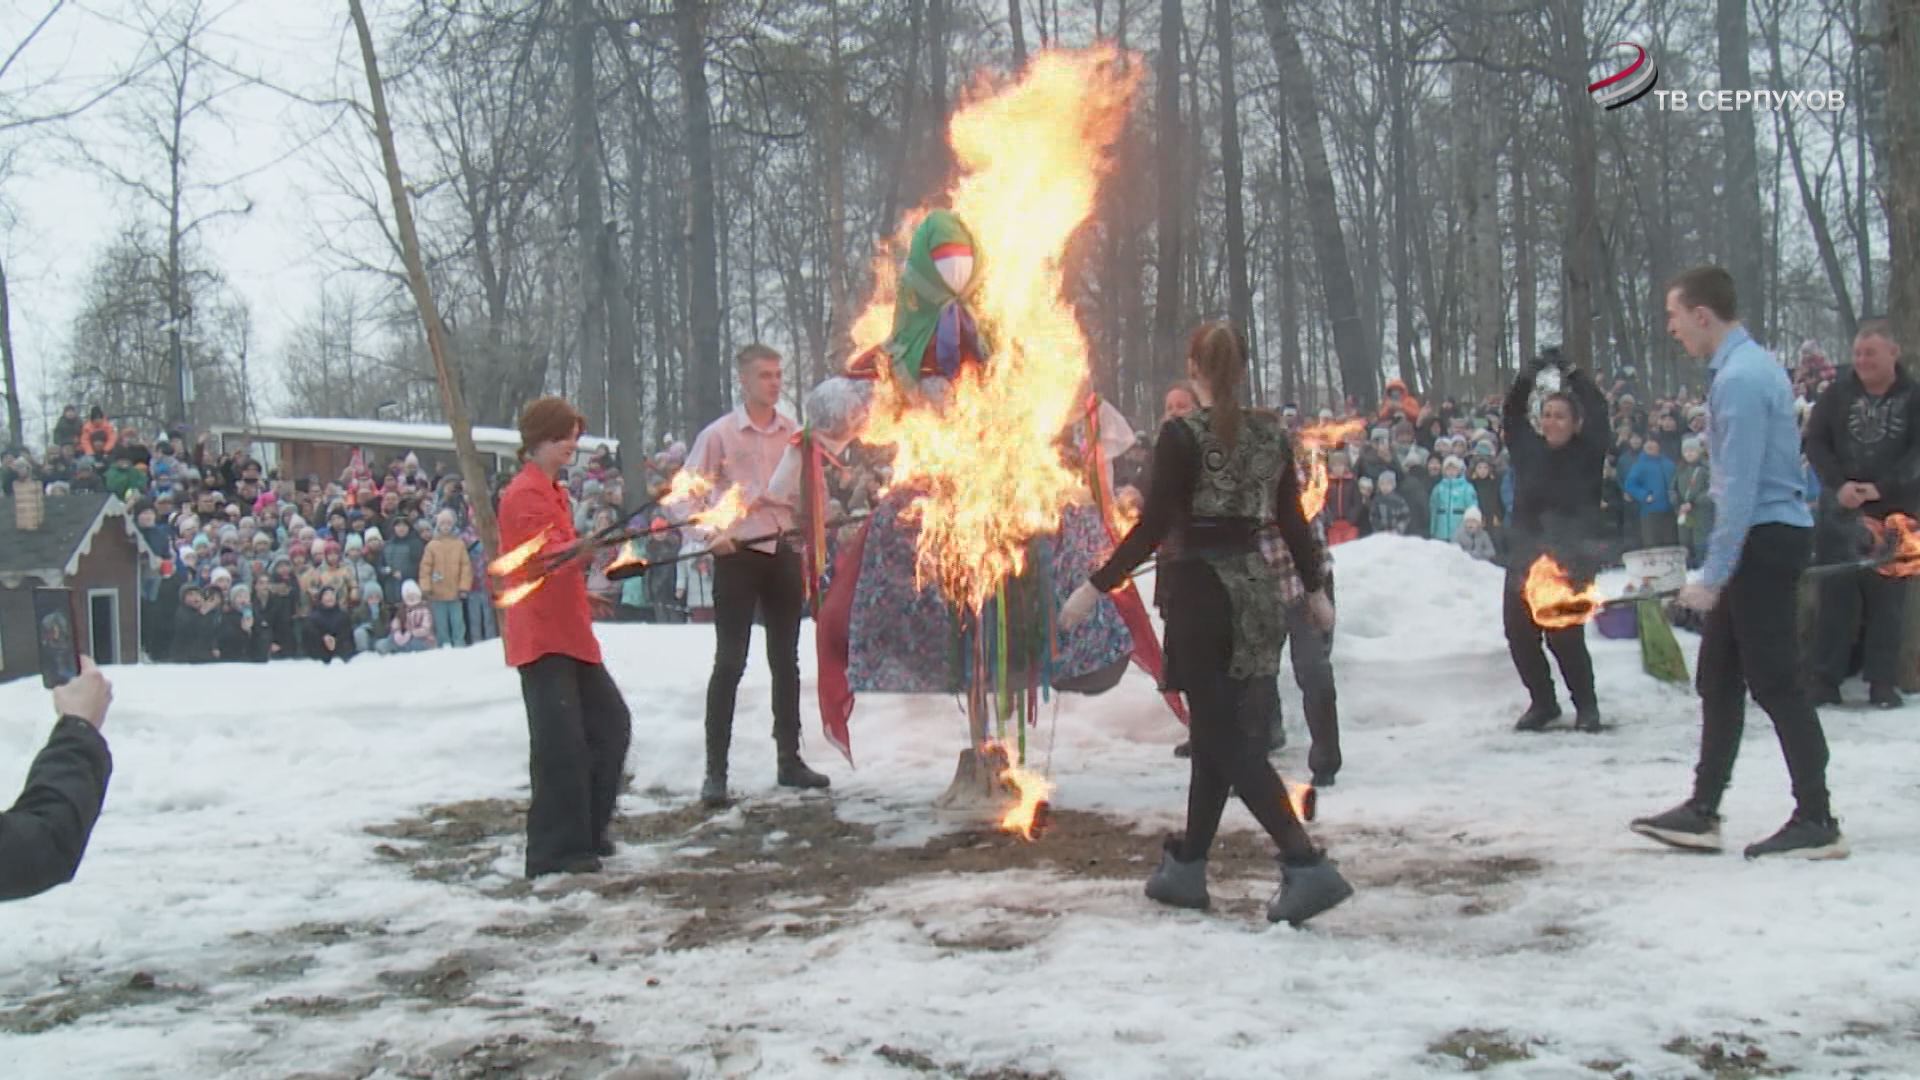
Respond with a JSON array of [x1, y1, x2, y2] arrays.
[[1573, 703, 1604, 733], [1869, 683, 1904, 710], [1513, 701, 1563, 732], [1173, 740, 1192, 759], [777, 754, 831, 790], [1811, 680, 1845, 707], [700, 772, 731, 808]]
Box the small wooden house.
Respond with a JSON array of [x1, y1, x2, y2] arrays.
[[0, 487, 147, 682]]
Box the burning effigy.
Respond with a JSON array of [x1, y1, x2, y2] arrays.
[[773, 48, 1163, 833]]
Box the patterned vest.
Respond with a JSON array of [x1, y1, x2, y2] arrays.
[[1181, 408, 1289, 523]]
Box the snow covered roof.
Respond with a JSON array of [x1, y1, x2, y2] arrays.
[[209, 417, 619, 459], [0, 493, 144, 588]]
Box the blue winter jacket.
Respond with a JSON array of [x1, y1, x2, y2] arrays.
[[1623, 452, 1677, 513], [1428, 476, 1479, 542]]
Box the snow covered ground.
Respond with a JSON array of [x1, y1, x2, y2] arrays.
[[4, 536, 1919, 1079]]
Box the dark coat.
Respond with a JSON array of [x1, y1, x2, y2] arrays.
[[1503, 367, 1609, 577], [0, 717, 112, 902], [306, 606, 355, 664], [1803, 365, 1920, 561], [170, 606, 219, 663]]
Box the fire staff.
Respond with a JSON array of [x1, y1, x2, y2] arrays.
[[1502, 348, 1609, 734], [499, 397, 633, 878], [686, 344, 831, 808], [1062, 322, 1353, 927]]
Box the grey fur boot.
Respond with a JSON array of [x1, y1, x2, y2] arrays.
[[1144, 836, 1211, 910], [1266, 854, 1353, 926]]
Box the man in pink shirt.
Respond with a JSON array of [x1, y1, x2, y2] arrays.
[[687, 344, 831, 806]]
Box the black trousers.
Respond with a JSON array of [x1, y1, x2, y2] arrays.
[[1692, 524, 1832, 821], [1814, 567, 1909, 689], [1274, 600, 1341, 780], [1502, 568, 1597, 710], [1170, 567, 1312, 862], [705, 546, 804, 776], [1640, 511, 1680, 549], [519, 654, 632, 875]]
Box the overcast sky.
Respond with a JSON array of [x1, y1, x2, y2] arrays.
[[4, 0, 380, 443]]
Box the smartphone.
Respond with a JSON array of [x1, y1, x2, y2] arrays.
[[33, 587, 82, 689]]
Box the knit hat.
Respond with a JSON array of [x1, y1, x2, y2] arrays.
[[1444, 454, 1465, 472], [365, 528, 384, 544], [402, 579, 422, 604], [311, 539, 328, 559], [1464, 506, 1483, 524], [1358, 476, 1375, 494], [1378, 470, 1398, 491], [211, 567, 233, 587], [345, 533, 364, 553]]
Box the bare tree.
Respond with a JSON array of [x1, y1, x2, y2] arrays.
[[347, 0, 499, 551]]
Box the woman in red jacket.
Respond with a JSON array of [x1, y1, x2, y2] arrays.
[[498, 397, 632, 878]]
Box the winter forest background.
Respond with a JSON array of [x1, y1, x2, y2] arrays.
[[1, 0, 1915, 458]]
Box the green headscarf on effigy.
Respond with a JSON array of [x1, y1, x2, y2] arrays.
[[885, 209, 984, 387]]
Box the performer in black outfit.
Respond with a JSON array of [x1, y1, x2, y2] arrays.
[[1502, 348, 1609, 733], [1061, 322, 1353, 926]]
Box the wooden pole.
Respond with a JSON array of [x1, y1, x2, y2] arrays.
[[346, 0, 500, 555]]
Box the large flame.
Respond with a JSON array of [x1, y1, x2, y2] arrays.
[[689, 485, 751, 533], [1523, 554, 1604, 629], [1295, 418, 1368, 522], [850, 48, 1142, 613]]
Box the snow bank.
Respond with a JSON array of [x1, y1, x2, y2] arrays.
[[3, 534, 1918, 1078]]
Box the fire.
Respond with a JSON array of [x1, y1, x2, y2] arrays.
[[1286, 782, 1317, 823], [661, 469, 713, 505], [1294, 418, 1368, 521], [1523, 554, 1604, 629], [488, 527, 551, 577], [1867, 514, 1920, 577], [606, 544, 647, 575], [850, 48, 1143, 612], [496, 578, 545, 609], [981, 739, 1056, 840], [689, 485, 751, 533]]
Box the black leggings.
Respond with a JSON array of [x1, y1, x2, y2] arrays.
[[1167, 565, 1314, 862]]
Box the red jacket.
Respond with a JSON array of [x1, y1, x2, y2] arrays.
[[499, 462, 602, 668]]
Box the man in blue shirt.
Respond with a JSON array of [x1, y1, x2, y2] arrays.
[[1632, 266, 1846, 860]]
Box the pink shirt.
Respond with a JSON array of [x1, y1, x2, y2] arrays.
[[687, 405, 798, 553]]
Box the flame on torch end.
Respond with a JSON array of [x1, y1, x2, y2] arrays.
[[1294, 418, 1369, 522], [606, 545, 647, 575], [489, 527, 552, 577], [1287, 782, 1318, 823], [1868, 514, 1920, 578], [690, 485, 752, 532], [497, 578, 547, 609], [1523, 554, 1604, 629]]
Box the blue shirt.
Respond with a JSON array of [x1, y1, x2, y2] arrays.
[[1701, 326, 1812, 587]]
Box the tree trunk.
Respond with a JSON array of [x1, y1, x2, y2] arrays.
[[1892, 0, 1920, 353], [1511, 134, 1536, 372], [825, 0, 852, 360], [1009, 0, 1028, 67], [676, 0, 725, 428], [0, 255, 19, 448], [346, 0, 499, 553], [1716, 0, 1768, 341], [570, 0, 608, 432], [926, 0, 952, 191], [1215, 0, 1255, 377], [879, 0, 923, 233], [1279, 137, 1302, 408], [1259, 0, 1376, 409], [1387, 0, 1416, 394], [1761, 4, 1858, 337], [1554, 0, 1598, 373], [1153, 0, 1186, 389]]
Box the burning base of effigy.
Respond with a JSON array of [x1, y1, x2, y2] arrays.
[[934, 742, 1055, 840]]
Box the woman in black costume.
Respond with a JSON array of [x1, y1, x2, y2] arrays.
[[1062, 323, 1354, 926]]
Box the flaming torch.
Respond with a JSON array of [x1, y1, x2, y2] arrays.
[[1294, 418, 1369, 522], [1864, 514, 1920, 578], [1522, 554, 1606, 629]]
